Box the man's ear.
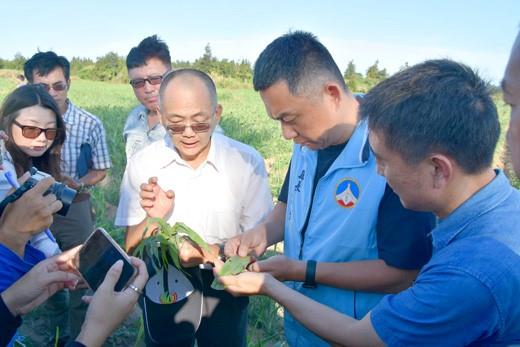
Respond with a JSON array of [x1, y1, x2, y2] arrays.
[[214, 104, 223, 124], [430, 154, 453, 189], [323, 83, 342, 106]]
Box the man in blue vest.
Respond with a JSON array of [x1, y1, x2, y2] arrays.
[[225, 31, 435, 346]]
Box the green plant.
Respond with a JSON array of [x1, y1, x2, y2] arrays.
[[133, 218, 210, 274]]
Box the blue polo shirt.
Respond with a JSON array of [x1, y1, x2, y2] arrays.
[[371, 170, 520, 346]]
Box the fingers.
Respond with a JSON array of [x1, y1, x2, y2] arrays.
[[42, 270, 80, 289], [148, 176, 158, 185], [82, 295, 93, 304], [165, 190, 175, 199], [237, 242, 251, 257], [129, 257, 148, 289], [247, 261, 262, 272], [99, 260, 123, 291], [17, 172, 31, 185], [28, 176, 56, 195]]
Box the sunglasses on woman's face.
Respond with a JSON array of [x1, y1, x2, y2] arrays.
[[13, 119, 60, 140], [37, 81, 68, 92]]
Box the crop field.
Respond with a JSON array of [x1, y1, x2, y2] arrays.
[[0, 72, 513, 346]]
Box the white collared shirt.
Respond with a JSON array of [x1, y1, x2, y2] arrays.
[[115, 133, 273, 243]]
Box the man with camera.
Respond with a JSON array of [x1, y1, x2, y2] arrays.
[[24, 51, 112, 343]]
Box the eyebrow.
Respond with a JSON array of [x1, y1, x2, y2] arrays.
[[271, 112, 295, 121], [165, 112, 209, 121]]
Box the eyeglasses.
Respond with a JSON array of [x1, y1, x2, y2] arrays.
[[166, 123, 211, 134], [13, 119, 60, 140], [129, 75, 163, 89], [37, 81, 67, 92]]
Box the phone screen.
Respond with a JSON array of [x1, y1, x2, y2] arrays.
[[77, 228, 136, 292]]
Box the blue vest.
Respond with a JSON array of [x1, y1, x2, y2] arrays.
[[284, 119, 387, 346]]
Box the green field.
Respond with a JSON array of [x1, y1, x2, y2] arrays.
[[0, 74, 513, 346]]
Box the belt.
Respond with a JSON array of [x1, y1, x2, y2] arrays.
[[73, 192, 91, 202]]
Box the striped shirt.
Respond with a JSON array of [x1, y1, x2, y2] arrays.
[[61, 100, 112, 179]]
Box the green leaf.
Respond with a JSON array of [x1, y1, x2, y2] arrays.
[[211, 256, 251, 290], [175, 222, 210, 252]]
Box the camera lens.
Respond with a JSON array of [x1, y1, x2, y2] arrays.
[[50, 182, 77, 216]]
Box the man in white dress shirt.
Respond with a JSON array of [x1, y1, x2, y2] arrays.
[[115, 68, 272, 347]]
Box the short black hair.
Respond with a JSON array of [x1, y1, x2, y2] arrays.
[[24, 51, 70, 82], [159, 68, 217, 111], [363, 59, 499, 174], [253, 31, 347, 95], [126, 35, 172, 70]]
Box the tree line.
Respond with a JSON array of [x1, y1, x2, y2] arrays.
[[0, 44, 413, 91]]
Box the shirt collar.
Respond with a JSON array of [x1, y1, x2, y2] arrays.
[[158, 134, 219, 171], [330, 118, 371, 168], [62, 99, 73, 123], [431, 170, 513, 250]]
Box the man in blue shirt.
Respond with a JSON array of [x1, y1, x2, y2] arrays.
[[219, 59, 520, 345], [225, 31, 434, 346]]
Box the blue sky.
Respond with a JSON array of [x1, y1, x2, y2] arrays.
[[0, 0, 518, 83]]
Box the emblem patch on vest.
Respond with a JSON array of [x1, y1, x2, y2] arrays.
[[335, 178, 360, 208]]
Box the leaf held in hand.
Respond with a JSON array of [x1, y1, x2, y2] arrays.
[[211, 256, 251, 290]]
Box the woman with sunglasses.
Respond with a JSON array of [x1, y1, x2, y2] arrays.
[[0, 84, 66, 258]]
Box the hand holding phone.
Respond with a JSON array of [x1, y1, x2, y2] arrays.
[[76, 228, 136, 292]]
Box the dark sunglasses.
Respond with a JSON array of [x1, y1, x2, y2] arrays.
[[129, 75, 163, 89], [13, 119, 60, 140], [166, 123, 211, 134], [37, 81, 67, 92]]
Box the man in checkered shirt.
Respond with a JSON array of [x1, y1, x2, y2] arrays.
[[24, 51, 111, 345]]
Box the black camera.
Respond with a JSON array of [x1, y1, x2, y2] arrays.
[[0, 167, 77, 216]]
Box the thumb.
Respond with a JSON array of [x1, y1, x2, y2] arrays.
[[99, 260, 123, 291], [165, 190, 175, 199]]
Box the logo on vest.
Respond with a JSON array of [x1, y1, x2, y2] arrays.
[[294, 170, 305, 192], [335, 178, 360, 208]]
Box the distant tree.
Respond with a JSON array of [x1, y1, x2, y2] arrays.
[[8, 53, 26, 70], [93, 52, 126, 81], [366, 60, 381, 80], [194, 43, 216, 74], [343, 60, 363, 91]]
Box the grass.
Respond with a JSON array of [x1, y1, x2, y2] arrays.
[[0, 73, 514, 346]]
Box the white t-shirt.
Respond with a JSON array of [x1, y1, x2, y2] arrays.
[[115, 134, 273, 244]]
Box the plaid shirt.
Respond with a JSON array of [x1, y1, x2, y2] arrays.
[[61, 100, 112, 180]]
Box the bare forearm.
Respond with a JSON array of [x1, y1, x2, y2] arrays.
[[263, 276, 383, 346], [125, 219, 157, 253], [80, 169, 107, 186], [263, 202, 286, 247], [286, 259, 417, 293]]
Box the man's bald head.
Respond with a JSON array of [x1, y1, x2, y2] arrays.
[[159, 68, 217, 112]]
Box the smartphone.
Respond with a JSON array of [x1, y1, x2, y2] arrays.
[[77, 228, 136, 292]]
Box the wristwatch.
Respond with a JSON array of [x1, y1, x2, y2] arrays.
[[303, 260, 317, 288], [77, 182, 86, 192]]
